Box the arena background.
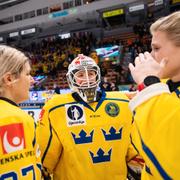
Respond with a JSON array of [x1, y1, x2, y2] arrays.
[[0, 0, 179, 120]]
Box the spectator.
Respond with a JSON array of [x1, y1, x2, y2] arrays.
[[100, 77, 111, 91], [110, 82, 119, 91], [54, 83, 61, 94]]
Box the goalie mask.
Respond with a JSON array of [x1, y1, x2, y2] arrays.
[[67, 54, 101, 103]]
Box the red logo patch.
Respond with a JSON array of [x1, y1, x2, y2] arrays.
[[75, 60, 80, 65], [0, 123, 26, 154], [39, 109, 45, 121]]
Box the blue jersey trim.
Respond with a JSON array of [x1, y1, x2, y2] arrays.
[[141, 138, 172, 180], [95, 90, 106, 111], [133, 110, 172, 180], [42, 117, 53, 163], [104, 98, 129, 103], [130, 134, 139, 154], [32, 122, 36, 147], [49, 102, 76, 113], [174, 89, 180, 98], [76, 91, 107, 112], [48, 92, 129, 113], [79, 101, 95, 111]]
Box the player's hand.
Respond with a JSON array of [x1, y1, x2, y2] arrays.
[[129, 52, 166, 84]]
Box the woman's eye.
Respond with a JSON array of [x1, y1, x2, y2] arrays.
[[89, 72, 95, 76], [152, 47, 160, 51], [78, 74, 84, 78]]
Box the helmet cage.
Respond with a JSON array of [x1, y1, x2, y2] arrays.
[[70, 66, 100, 89], [67, 57, 101, 102]]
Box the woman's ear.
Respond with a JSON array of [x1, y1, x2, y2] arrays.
[[2, 72, 16, 86]]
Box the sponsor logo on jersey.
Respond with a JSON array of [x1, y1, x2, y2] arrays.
[[0, 150, 35, 165], [65, 104, 86, 126], [105, 102, 119, 117], [0, 123, 26, 154], [39, 108, 45, 121]]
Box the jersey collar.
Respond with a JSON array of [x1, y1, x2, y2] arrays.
[[0, 97, 18, 107]]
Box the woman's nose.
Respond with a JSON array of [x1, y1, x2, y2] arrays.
[[151, 50, 155, 58], [30, 76, 35, 85]]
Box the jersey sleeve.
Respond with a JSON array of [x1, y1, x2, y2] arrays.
[[126, 122, 139, 162], [37, 105, 63, 175], [126, 122, 144, 179], [129, 83, 180, 179]]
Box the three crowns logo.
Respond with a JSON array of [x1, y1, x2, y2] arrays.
[[89, 148, 112, 163], [71, 129, 94, 144], [102, 127, 123, 141]]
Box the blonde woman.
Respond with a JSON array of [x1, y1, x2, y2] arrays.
[[0, 45, 41, 179], [129, 11, 180, 179]]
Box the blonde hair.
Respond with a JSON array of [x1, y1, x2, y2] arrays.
[[150, 11, 180, 46], [0, 45, 29, 94]]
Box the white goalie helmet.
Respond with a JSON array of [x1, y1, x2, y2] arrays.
[[67, 54, 101, 103]]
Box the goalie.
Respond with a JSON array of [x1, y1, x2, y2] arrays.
[[38, 54, 143, 179]]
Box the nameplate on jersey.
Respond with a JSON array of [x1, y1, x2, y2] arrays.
[[65, 104, 86, 127]]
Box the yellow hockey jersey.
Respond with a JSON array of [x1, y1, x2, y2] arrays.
[[129, 83, 180, 180], [0, 97, 41, 180], [38, 91, 139, 180]]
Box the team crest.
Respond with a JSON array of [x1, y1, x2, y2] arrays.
[[105, 102, 119, 117], [65, 104, 86, 126]]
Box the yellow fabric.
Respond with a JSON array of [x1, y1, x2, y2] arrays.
[[0, 99, 41, 179], [38, 92, 139, 180], [132, 86, 180, 179]]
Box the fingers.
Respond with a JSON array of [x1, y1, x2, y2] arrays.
[[129, 63, 135, 73], [144, 52, 167, 68], [136, 52, 157, 65], [134, 56, 140, 66], [129, 51, 163, 84], [129, 62, 143, 84], [139, 53, 146, 62], [136, 53, 149, 64], [144, 52, 154, 62]]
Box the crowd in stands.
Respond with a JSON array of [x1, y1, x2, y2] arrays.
[[23, 25, 151, 92]]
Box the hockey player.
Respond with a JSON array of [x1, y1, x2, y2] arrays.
[[129, 11, 180, 179], [38, 54, 142, 180], [0, 45, 41, 179]]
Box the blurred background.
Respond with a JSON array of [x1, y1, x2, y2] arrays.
[[0, 0, 179, 119]]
